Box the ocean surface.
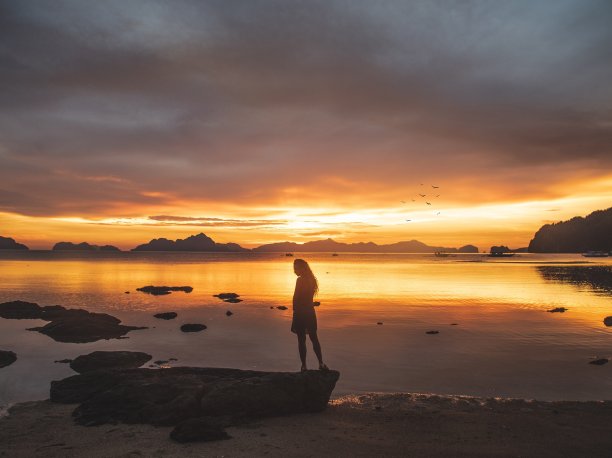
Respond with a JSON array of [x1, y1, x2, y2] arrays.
[[1, 251, 611, 411]]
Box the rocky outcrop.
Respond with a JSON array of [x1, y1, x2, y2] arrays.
[[53, 242, 120, 251], [180, 324, 207, 332], [0, 236, 28, 250], [50, 366, 340, 442], [131, 233, 249, 252], [154, 312, 178, 320], [137, 286, 193, 296], [0, 350, 17, 368], [0, 300, 146, 343], [528, 207, 612, 253], [69, 351, 152, 374], [458, 244, 479, 253], [213, 292, 242, 303]]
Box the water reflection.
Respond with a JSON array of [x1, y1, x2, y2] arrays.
[[537, 266, 612, 296]]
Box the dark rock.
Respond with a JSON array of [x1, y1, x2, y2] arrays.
[[50, 367, 339, 440], [547, 307, 568, 313], [0, 350, 17, 368], [603, 316, 612, 327], [0, 300, 44, 319], [276, 306, 288, 310], [181, 324, 207, 332], [458, 244, 479, 253], [53, 242, 120, 251], [131, 233, 249, 252], [377, 322, 383, 325], [214, 293, 240, 300], [137, 286, 193, 296], [170, 417, 231, 442], [124, 291, 130, 294], [55, 359, 73, 364], [589, 358, 609, 365], [226, 311, 233, 316], [27, 311, 147, 343], [154, 312, 178, 320], [450, 323, 458, 326], [1, 301, 146, 343], [70, 351, 152, 374], [223, 298, 242, 303], [426, 330, 439, 334], [0, 235, 28, 250]]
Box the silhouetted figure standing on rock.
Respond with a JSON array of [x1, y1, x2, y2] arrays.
[[291, 258, 328, 372]]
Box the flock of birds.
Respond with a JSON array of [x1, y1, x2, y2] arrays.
[[402, 184, 441, 222]]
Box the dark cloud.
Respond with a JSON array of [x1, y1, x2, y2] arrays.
[[1, 0, 611, 217]]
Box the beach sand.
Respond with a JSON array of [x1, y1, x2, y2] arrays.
[[1, 393, 611, 457]]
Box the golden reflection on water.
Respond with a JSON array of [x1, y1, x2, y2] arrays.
[[1, 253, 612, 402], [2, 254, 610, 323]]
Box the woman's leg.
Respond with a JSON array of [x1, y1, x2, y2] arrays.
[[308, 331, 324, 365], [297, 330, 307, 370]]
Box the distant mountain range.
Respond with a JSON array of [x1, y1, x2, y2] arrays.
[[528, 207, 612, 253], [53, 242, 120, 251], [5, 205, 607, 253], [0, 233, 479, 253], [253, 238, 479, 253], [0, 236, 28, 250], [131, 233, 249, 252]]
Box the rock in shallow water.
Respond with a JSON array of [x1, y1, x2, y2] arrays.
[[0, 300, 146, 343], [153, 312, 178, 320], [547, 307, 568, 313], [180, 324, 207, 332], [213, 292, 240, 300], [137, 286, 193, 296], [603, 316, 612, 327], [70, 351, 152, 373], [50, 366, 340, 442], [0, 350, 17, 368]]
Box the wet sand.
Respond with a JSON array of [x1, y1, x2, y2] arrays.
[[2, 393, 612, 457]]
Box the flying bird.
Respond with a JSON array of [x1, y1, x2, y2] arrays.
[[405, 219, 412, 222], [426, 202, 431, 205], [432, 185, 439, 188], [419, 194, 426, 197], [401, 200, 406, 203], [435, 194, 440, 197], [437, 212, 440, 215], [411, 199, 415, 202]]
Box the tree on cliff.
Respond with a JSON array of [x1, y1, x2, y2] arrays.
[[528, 207, 612, 253]]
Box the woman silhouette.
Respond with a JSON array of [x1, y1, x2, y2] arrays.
[[291, 258, 328, 371]]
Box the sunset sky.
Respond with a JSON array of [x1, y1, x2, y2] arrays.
[[1, 0, 611, 250]]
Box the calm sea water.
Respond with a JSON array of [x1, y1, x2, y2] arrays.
[[1, 251, 611, 410]]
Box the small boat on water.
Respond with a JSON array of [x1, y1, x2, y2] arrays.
[[582, 251, 609, 258], [285, 253, 294, 257], [487, 252, 515, 258]]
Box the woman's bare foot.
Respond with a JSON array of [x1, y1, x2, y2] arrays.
[[301, 364, 308, 372], [318, 362, 329, 371]]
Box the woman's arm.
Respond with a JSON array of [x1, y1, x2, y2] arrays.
[[292, 277, 309, 308]]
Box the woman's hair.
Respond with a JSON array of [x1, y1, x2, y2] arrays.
[[294, 258, 318, 295]]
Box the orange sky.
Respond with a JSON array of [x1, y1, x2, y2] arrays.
[[1, 2, 611, 250]]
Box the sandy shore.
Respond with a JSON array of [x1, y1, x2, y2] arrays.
[[2, 393, 612, 457]]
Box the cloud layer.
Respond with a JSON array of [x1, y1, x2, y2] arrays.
[[1, 0, 611, 223]]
